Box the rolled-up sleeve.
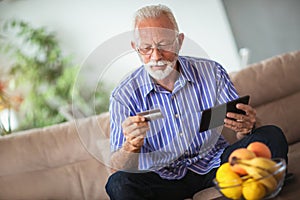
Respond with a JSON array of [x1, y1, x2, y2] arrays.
[[109, 96, 132, 152]]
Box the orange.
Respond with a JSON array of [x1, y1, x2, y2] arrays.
[[247, 142, 272, 158]]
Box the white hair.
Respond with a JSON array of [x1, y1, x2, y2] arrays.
[[133, 4, 179, 31]]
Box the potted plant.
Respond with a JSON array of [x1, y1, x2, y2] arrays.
[[0, 78, 22, 135], [0, 19, 110, 132]]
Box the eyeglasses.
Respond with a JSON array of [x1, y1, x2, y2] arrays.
[[136, 37, 178, 56]]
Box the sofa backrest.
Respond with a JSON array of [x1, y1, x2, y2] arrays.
[[229, 51, 300, 145]]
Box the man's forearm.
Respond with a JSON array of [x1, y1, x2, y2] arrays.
[[110, 141, 141, 172]]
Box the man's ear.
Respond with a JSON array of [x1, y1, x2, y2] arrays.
[[178, 33, 184, 50], [131, 41, 136, 50]]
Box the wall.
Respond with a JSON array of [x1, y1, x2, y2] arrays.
[[0, 0, 240, 87], [223, 0, 300, 64]]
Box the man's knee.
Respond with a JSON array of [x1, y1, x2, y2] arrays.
[[105, 171, 153, 200], [255, 125, 287, 145], [105, 171, 127, 198]]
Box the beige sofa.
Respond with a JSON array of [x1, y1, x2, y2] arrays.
[[0, 51, 299, 200]]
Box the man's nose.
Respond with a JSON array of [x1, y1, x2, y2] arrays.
[[150, 48, 162, 61]]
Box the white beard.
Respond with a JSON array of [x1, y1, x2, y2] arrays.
[[144, 60, 175, 80]]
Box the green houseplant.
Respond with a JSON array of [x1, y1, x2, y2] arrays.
[[0, 19, 110, 132]]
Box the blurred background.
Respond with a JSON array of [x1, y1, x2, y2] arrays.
[[0, 0, 299, 134]]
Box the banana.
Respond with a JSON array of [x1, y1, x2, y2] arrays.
[[231, 158, 278, 193], [241, 157, 278, 173], [251, 167, 278, 193]]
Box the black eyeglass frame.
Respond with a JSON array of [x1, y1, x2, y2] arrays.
[[136, 35, 179, 56]]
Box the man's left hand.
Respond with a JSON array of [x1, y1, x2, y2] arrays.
[[224, 103, 256, 135]]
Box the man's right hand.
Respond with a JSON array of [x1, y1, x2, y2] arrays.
[[122, 116, 149, 152]]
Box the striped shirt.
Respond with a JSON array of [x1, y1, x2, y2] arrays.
[[109, 56, 239, 180]]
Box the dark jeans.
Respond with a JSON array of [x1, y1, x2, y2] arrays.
[[105, 125, 288, 200]]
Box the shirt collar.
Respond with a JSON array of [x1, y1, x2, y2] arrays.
[[177, 56, 195, 84]]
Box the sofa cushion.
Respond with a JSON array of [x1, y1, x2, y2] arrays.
[[0, 158, 110, 200], [0, 121, 90, 176], [192, 187, 221, 200], [229, 51, 300, 145], [76, 112, 111, 168], [230, 51, 300, 107], [0, 112, 112, 200], [255, 91, 300, 145], [0, 112, 111, 177]]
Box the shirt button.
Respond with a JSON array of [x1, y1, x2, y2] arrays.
[[198, 152, 203, 158], [184, 151, 189, 155], [175, 113, 179, 118], [171, 95, 175, 99], [179, 132, 183, 136]]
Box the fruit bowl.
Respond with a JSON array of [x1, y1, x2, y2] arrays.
[[213, 158, 286, 200]]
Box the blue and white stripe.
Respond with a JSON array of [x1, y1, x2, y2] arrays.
[[109, 56, 238, 179]]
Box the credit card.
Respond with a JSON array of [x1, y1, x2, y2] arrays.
[[137, 108, 164, 121]]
